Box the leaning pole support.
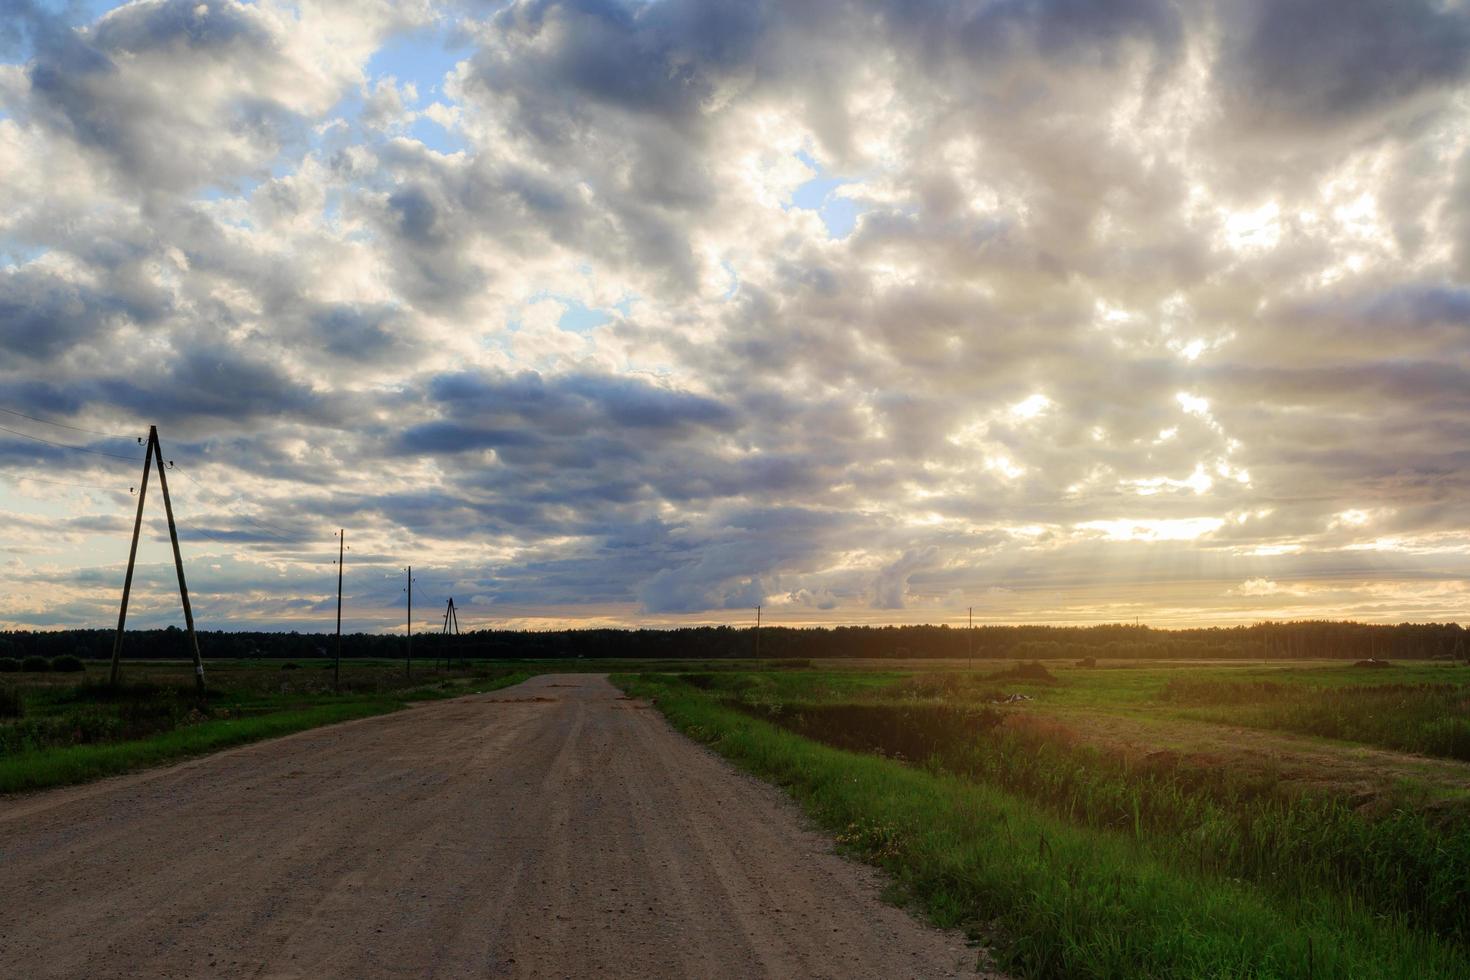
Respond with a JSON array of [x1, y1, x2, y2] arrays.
[[109, 425, 207, 695]]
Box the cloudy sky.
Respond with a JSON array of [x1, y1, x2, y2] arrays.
[[2, 0, 1469, 633]]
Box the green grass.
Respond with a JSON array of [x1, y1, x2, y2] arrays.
[[698, 670, 1470, 941], [0, 661, 532, 794], [0, 655, 822, 795], [0, 699, 397, 794], [1163, 678, 1470, 760], [621, 668, 1470, 978]]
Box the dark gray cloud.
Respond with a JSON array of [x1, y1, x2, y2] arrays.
[[412, 369, 736, 442], [3, 0, 1470, 630], [0, 266, 148, 360], [1215, 0, 1470, 136]]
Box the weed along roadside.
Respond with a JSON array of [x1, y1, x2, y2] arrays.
[[0, 655, 831, 797], [615, 663, 1470, 979], [0, 656, 811, 796], [7, 653, 1470, 977], [0, 660, 532, 795]]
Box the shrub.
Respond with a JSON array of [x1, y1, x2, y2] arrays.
[[21, 655, 50, 672], [50, 655, 85, 673], [0, 657, 19, 673], [0, 684, 21, 718]]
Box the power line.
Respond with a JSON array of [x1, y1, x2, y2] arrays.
[[169, 464, 299, 540], [0, 406, 139, 440], [1, 405, 317, 546], [2, 406, 339, 543], [0, 422, 143, 461], [2, 474, 131, 493], [182, 524, 274, 550]]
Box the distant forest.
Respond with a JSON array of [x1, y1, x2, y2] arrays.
[[1, 621, 1466, 663]]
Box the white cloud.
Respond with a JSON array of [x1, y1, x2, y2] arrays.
[[4, 0, 1470, 630]]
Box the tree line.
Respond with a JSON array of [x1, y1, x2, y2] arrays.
[[1, 620, 1466, 662]]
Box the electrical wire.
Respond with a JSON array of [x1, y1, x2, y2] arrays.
[[2, 474, 131, 493], [182, 524, 286, 550], [0, 406, 139, 440], [168, 464, 298, 541], [2, 404, 326, 553], [0, 422, 143, 462]]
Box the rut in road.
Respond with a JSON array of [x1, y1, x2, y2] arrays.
[[0, 673, 980, 979]]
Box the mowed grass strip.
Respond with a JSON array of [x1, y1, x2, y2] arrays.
[[619, 674, 1470, 979], [0, 667, 531, 795], [1161, 677, 1470, 761]]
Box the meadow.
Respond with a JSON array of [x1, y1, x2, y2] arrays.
[[0, 658, 541, 794], [618, 658, 1470, 978], [0, 654, 805, 795], [7, 652, 1470, 976]]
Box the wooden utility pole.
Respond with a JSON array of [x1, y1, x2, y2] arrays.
[[110, 425, 205, 695], [441, 597, 460, 669], [334, 529, 344, 692], [405, 566, 414, 679], [968, 606, 973, 672], [151, 432, 206, 695], [111, 435, 153, 687], [755, 604, 761, 659]]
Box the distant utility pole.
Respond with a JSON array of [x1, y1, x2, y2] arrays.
[[968, 606, 973, 672], [110, 425, 205, 696], [334, 529, 344, 693], [755, 604, 762, 660], [441, 597, 460, 669], [404, 566, 415, 679]]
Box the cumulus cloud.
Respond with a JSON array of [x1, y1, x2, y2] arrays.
[[3, 0, 1470, 631]]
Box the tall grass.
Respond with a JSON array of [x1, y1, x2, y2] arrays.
[[622, 673, 1469, 979], [0, 700, 397, 794], [0, 683, 22, 719], [743, 693, 1470, 942], [1162, 679, 1470, 761], [0, 665, 531, 794]]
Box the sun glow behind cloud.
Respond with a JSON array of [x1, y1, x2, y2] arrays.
[[1076, 518, 1228, 543], [1, 0, 1470, 631]]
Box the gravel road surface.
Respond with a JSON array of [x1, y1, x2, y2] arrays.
[[0, 673, 976, 978]]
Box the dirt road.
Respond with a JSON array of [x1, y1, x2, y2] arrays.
[[0, 674, 975, 978]]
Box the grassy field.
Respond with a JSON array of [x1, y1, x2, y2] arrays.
[[0, 655, 811, 796], [0, 658, 539, 794], [9, 653, 1470, 975], [617, 658, 1470, 978]]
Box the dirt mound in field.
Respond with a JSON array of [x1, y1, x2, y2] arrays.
[[992, 661, 1059, 684]]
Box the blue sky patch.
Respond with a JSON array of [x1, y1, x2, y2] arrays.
[[557, 298, 613, 333], [790, 149, 866, 239], [367, 23, 472, 104]]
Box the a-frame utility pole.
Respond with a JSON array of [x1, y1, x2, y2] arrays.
[[441, 597, 460, 669], [110, 425, 206, 695]]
